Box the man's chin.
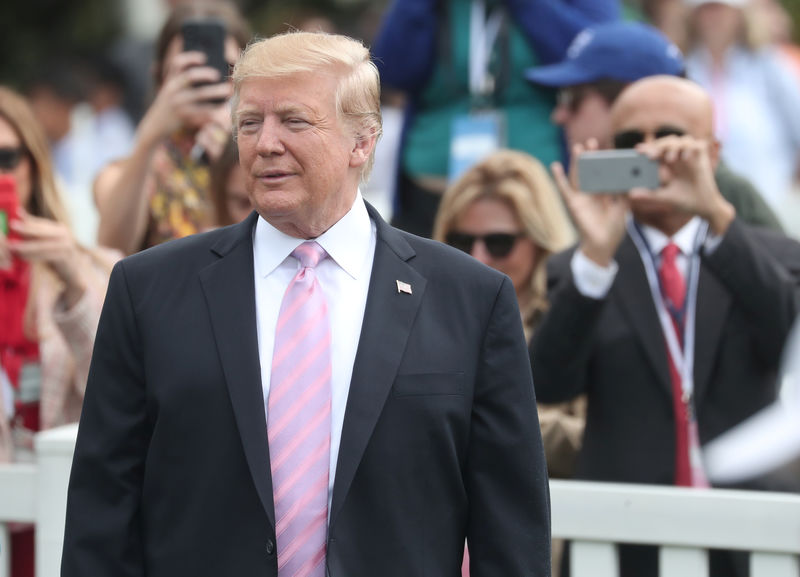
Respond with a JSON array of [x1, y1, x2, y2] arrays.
[[252, 189, 302, 215], [631, 198, 672, 219]]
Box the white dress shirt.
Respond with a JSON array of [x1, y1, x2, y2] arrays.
[[252, 192, 376, 507], [572, 216, 710, 299]]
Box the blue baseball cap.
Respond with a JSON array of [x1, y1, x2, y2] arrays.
[[525, 22, 685, 87]]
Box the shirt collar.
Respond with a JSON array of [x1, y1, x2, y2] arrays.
[[638, 216, 701, 257], [254, 191, 373, 279]]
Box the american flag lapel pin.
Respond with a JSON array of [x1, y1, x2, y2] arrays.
[[396, 280, 412, 295]]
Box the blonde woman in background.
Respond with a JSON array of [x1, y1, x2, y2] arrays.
[[435, 149, 583, 577], [434, 148, 584, 477], [0, 85, 117, 577]]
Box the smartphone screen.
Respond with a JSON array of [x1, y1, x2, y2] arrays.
[[181, 18, 229, 103]]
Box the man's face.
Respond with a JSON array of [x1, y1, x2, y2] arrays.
[[610, 81, 716, 221], [551, 84, 615, 149], [235, 71, 370, 238]]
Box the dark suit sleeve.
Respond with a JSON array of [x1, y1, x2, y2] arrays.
[[61, 261, 149, 577], [466, 276, 551, 577], [529, 253, 607, 404], [703, 219, 800, 367]]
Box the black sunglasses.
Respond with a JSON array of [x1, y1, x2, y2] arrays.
[[613, 127, 686, 150], [0, 147, 26, 171], [445, 232, 524, 259]]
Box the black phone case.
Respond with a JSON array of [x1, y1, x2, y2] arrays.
[[181, 19, 229, 83]]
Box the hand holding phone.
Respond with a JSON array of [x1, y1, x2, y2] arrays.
[[576, 149, 660, 194], [550, 145, 631, 267]]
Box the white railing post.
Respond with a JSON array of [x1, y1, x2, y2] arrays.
[[659, 546, 709, 577], [570, 541, 617, 577], [34, 424, 78, 577], [0, 522, 10, 577], [750, 552, 800, 577]]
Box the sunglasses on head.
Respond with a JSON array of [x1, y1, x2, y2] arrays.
[[613, 127, 686, 150], [0, 147, 26, 171], [445, 232, 524, 259]]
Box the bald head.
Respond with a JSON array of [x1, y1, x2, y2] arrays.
[[609, 76, 721, 233], [611, 75, 715, 140]]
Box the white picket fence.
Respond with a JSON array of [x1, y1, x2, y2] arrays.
[[0, 424, 798, 577]]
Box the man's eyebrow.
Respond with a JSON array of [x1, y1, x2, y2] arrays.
[[273, 103, 313, 116], [235, 106, 262, 117]]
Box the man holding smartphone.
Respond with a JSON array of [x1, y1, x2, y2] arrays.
[[531, 74, 800, 577], [525, 20, 783, 232]]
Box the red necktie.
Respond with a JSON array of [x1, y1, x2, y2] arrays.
[[659, 242, 691, 486]]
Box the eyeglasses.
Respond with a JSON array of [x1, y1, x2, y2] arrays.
[[556, 86, 590, 113], [0, 147, 26, 171], [613, 127, 686, 149], [445, 232, 524, 259]]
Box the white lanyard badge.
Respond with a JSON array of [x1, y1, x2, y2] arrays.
[[628, 219, 708, 402], [469, 0, 504, 97]]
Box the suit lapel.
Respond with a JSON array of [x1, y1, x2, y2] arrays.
[[329, 206, 426, 527], [692, 261, 731, 406], [613, 234, 673, 397], [198, 213, 275, 527]]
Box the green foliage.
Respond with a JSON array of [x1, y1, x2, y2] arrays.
[[0, 0, 122, 90], [785, 0, 800, 42]]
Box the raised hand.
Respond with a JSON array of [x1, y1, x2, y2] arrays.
[[137, 50, 233, 150], [551, 140, 630, 266], [8, 210, 87, 307], [193, 101, 234, 163], [633, 135, 735, 235]]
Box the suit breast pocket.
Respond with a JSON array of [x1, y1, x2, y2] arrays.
[[391, 372, 465, 397]]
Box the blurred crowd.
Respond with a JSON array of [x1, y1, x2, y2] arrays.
[[2, 0, 800, 576]]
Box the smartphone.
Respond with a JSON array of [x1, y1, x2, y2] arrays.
[[577, 149, 660, 194], [181, 18, 229, 103], [0, 174, 19, 240]]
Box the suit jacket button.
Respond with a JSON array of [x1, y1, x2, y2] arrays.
[[266, 539, 275, 556]]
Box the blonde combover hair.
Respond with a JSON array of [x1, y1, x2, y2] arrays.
[[434, 150, 576, 335], [231, 31, 383, 180]]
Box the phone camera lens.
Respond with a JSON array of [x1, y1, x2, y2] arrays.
[[631, 167, 641, 177]]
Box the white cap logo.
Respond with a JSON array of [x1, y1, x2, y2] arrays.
[[568, 29, 594, 60], [666, 43, 682, 61]]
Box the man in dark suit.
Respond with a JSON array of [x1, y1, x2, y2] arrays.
[[61, 31, 550, 577], [531, 75, 800, 577]]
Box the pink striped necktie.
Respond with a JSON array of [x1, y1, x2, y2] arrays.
[[269, 241, 332, 577]]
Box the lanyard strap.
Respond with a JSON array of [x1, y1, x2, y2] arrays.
[[469, 0, 504, 97], [628, 219, 708, 401]]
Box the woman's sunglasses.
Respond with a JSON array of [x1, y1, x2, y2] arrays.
[[0, 147, 26, 171], [445, 232, 524, 259], [613, 127, 686, 150]]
